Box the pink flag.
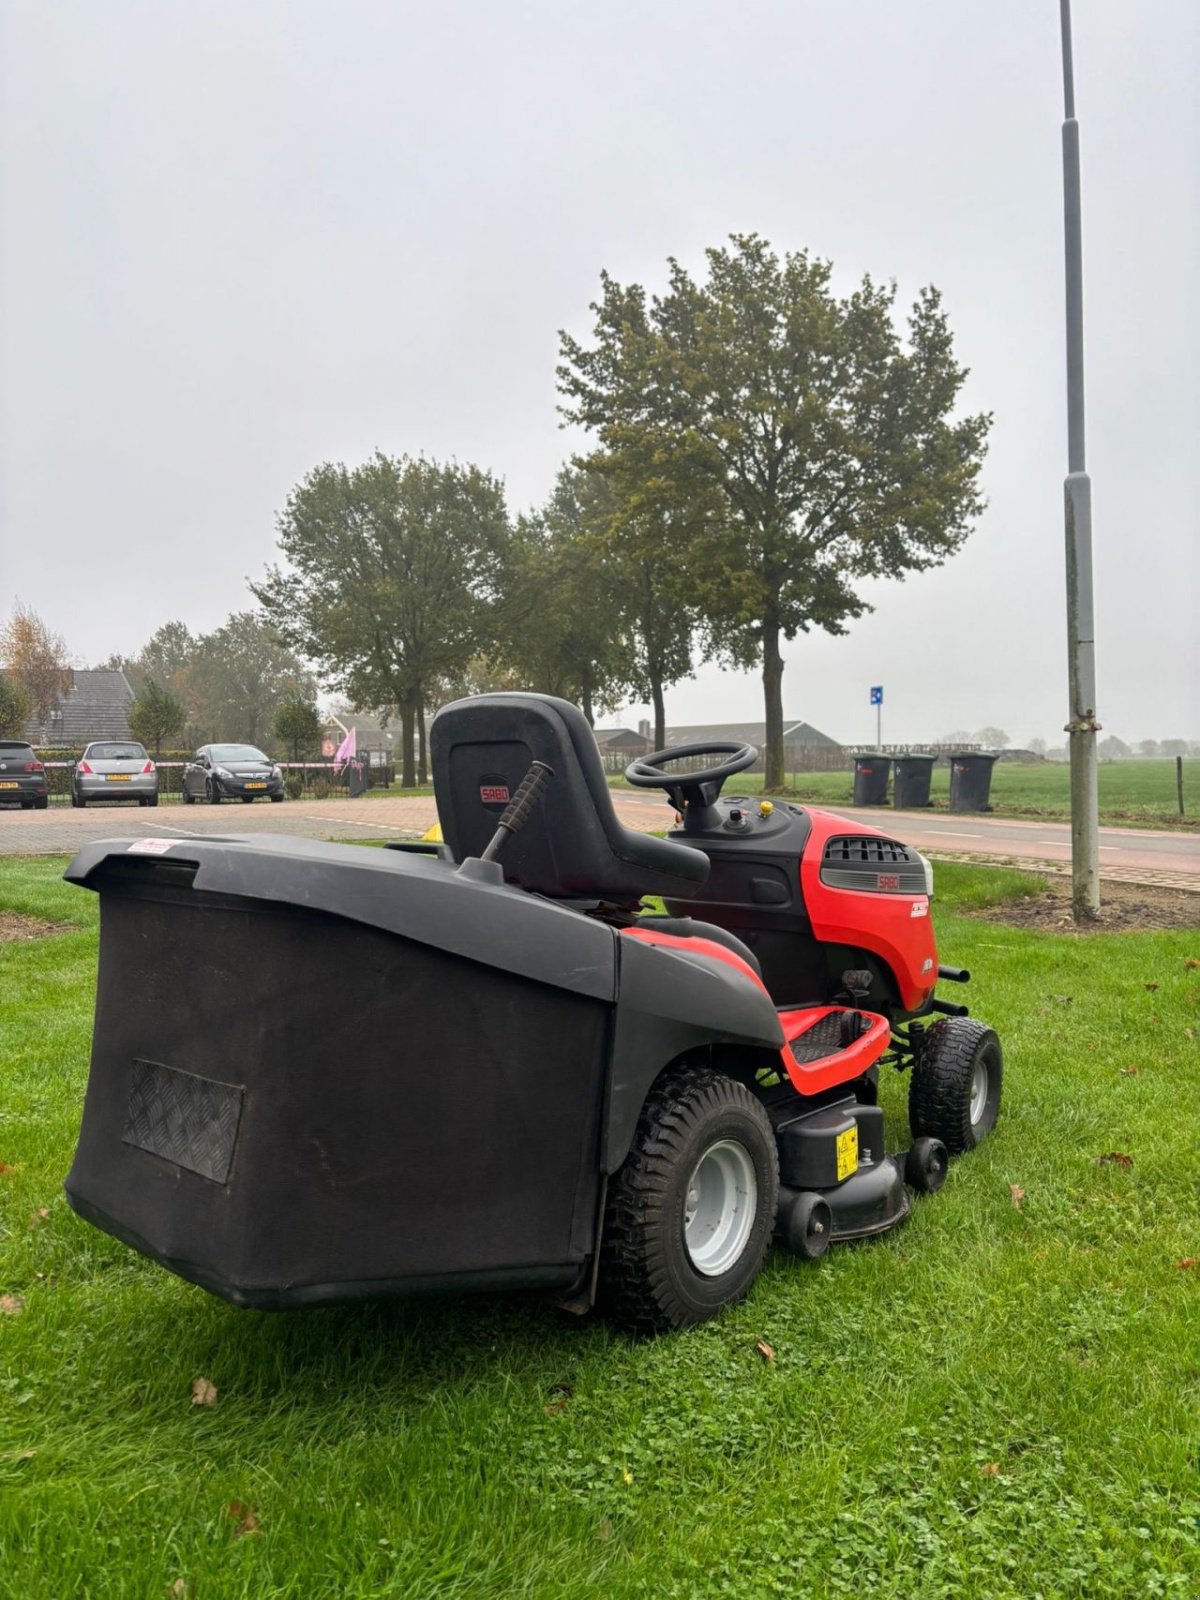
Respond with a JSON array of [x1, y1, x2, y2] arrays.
[[332, 726, 356, 774]]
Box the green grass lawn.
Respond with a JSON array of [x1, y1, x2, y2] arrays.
[[609, 759, 1200, 829], [1, 856, 1198, 1598]]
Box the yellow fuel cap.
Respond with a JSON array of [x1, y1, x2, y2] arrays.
[[758, 800, 774, 817]]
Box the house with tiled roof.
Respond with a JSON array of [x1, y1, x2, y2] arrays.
[[24, 669, 135, 747]]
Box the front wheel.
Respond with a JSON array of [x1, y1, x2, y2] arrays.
[[910, 1018, 1002, 1155], [206, 780, 221, 805], [181, 785, 194, 805], [598, 1066, 778, 1333]]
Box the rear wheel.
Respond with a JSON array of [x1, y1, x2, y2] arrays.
[[72, 791, 84, 808], [599, 1066, 778, 1333], [909, 1018, 1002, 1155], [33, 796, 48, 810]]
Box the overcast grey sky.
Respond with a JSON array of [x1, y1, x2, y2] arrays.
[[2, 0, 1197, 746]]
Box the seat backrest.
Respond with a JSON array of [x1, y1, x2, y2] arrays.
[[430, 693, 710, 902]]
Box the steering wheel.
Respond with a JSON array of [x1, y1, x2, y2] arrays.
[[625, 741, 758, 831], [625, 741, 758, 791]]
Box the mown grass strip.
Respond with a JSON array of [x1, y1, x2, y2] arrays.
[[1, 858, 1197, 1598]]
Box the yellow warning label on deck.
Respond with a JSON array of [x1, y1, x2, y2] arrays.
[[836, 1126, 859, 1183]]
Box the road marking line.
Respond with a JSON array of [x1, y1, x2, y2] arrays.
[[923, 830, 984, 838], [325, 816, 405, 831]]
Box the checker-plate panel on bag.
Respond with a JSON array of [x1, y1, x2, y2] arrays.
[[122, 1059, 244, 1184]]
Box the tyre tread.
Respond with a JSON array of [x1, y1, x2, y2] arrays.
[[599, 1065, 777, 1333], [909, 1018, 1001, 1155]]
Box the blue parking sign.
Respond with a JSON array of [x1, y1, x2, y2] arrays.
[[870, 685, 883, 705]]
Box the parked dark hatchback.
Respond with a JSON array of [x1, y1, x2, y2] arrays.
[[182, 744, 285, 804], [0, 741, 49, 809]]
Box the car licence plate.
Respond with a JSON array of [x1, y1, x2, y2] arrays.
[[106, 774, 132, 782], [245, 782, 267, 790], [0, 781, 17, 789]]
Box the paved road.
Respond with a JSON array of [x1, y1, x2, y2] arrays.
[[612, 791, 1200, 890], [2, 792, 1197, 889]]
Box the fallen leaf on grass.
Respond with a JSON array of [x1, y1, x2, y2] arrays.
[[226, 1501, 260, 1538], [191, 1377, 217, 1407], [979, 1462, 1001, 1477], [0, 1296, 23, 1316], [1144, 982, 1159, 992], [28, 1207, 50, 1229], [1185, 958, 1199, 971], [1119, 1067, 1142, 1077], [0, 1449, 36, 1463], [547, 1380, 574, 1397], [1009, 1185, 1026, 1211], [756, 1340, 776, 1363], [167, 1582, 189, 1599], [597, 1517, 614, 1542], [1048, 994, 1073, 1006], [620, 1469, 633, 1485], [1096, 1152, 1133, 1169], [543, 1398, 568, 1416], [0, 1162, 10, 1175], [1176, 1258, 1199, 1271]]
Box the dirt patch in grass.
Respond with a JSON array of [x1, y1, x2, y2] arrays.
[[0, 909, 76, 942], [967, 878, 1200, 932]]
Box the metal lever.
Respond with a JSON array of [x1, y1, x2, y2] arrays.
[[480, 761, 555, 862]]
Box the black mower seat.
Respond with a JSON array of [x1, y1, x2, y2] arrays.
[[430, 692, 710, 903]]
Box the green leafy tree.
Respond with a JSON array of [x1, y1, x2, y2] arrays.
[[559, 235, 991, 787], [253, 453, 511, 786], [129, 678, 185, 755], [273, 696, 322, 761], [497, 470, 635, 726], [139, 621, 196, 694], [185, 613, 314, 746], [0, 673, 32, 739]]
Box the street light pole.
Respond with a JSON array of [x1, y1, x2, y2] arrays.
[[1060, 0, 1101, 919]]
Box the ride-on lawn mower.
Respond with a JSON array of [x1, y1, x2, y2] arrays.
[[64, 693, 1002, 1332]]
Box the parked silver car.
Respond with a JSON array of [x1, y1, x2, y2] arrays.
[[181, 744, 285, 804], [72, 741, 158, 807]]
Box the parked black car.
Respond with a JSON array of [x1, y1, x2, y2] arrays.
[[181, 745, 285, 805], [0, 740, 49, 809]]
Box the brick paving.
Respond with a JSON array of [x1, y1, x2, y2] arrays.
[[1, 793, 1197, 893]]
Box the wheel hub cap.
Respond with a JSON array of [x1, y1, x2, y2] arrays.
[[683, 1139, 757, 1277], [969, 1058, 988, 1124]]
